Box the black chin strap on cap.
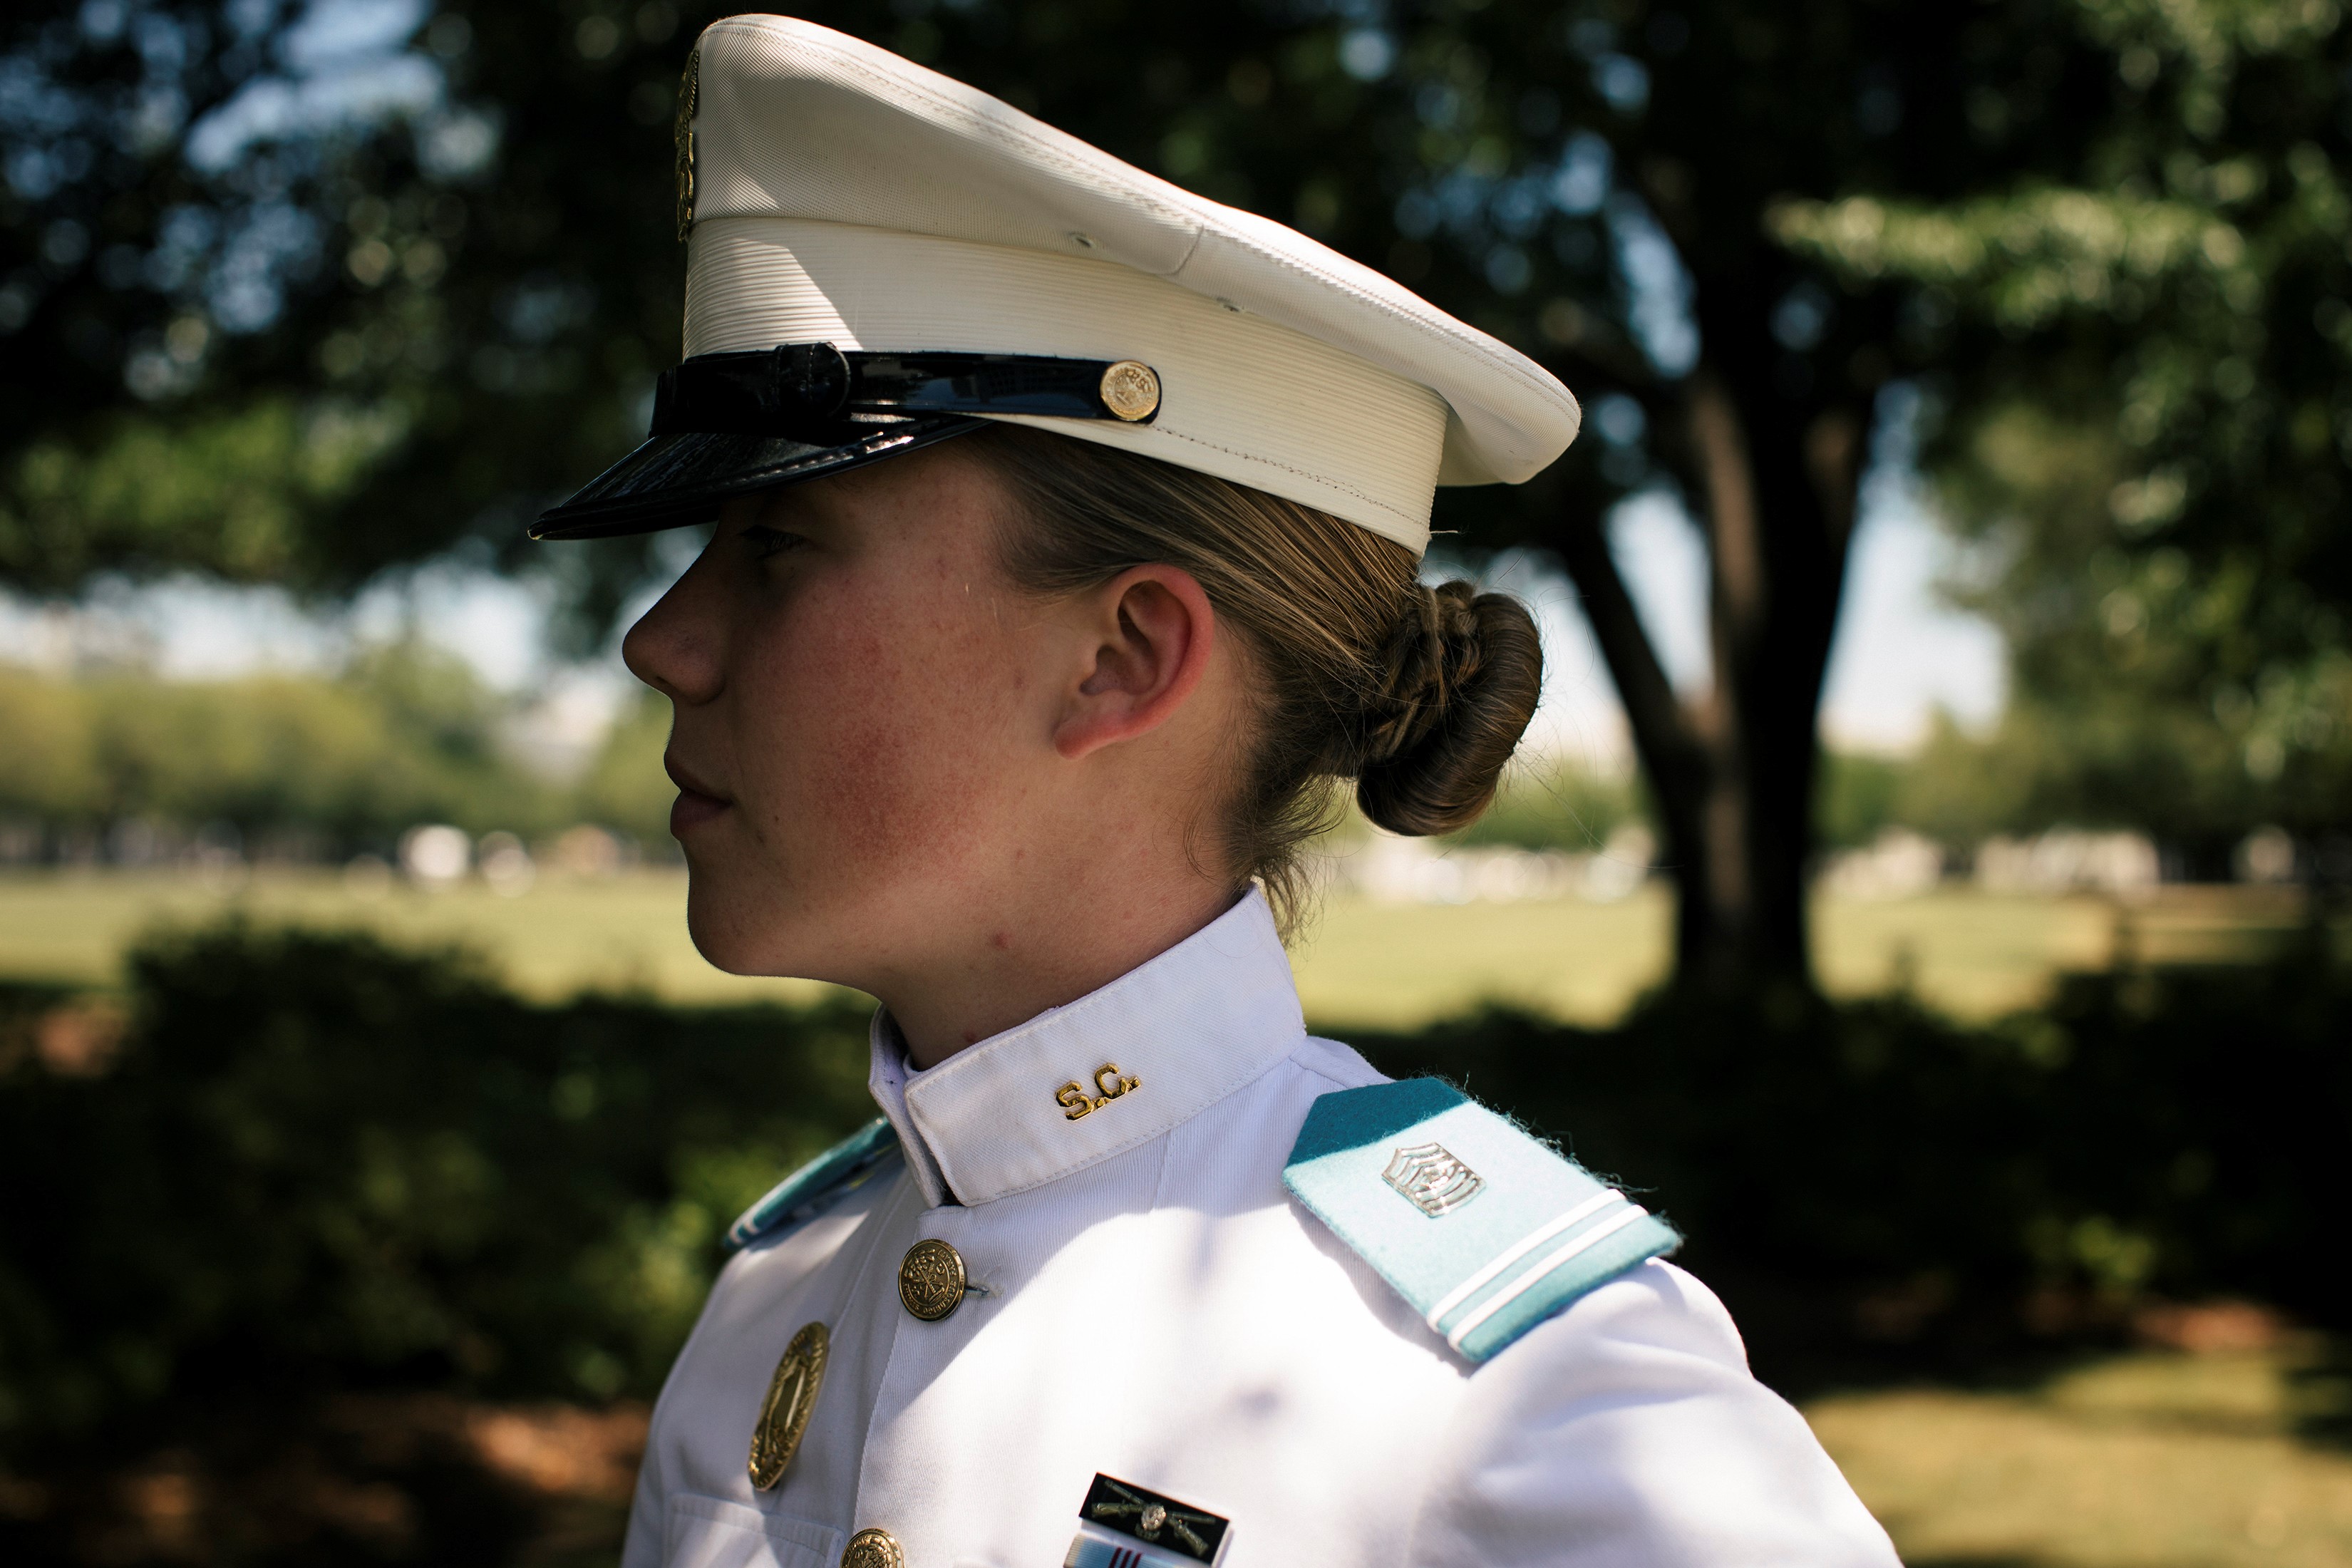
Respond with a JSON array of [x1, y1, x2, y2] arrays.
[[527, 344, 1167, 542], [651, 344, 1161, 437]]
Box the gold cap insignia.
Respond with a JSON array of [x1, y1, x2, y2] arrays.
[[747, 1321, 827, 1490], [1098, 361, 1161, 421], [674, 46, 701, 242]]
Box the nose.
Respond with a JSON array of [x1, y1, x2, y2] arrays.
[[622, 532, 725, 706]]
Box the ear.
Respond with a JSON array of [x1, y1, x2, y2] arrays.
[[1052, 564, 1217, 761]]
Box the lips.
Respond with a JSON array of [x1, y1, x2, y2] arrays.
[[664, 753, 734, 836]]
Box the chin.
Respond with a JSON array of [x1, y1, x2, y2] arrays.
[[682, 875, 776, 976], [682, 870, 831, 981]]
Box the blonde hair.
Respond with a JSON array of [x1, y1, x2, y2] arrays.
[[973, 426, 1542, 935]]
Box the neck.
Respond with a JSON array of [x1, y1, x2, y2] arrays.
[[877, 873, 1240, 1071]]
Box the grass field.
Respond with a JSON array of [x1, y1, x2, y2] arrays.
[[0, 867, 2316, 1026], [1809, 1346, 2352, 1567]]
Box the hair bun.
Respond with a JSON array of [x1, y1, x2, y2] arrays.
[[1353, 580, 1543, 837]]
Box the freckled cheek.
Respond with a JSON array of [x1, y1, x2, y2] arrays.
[[731, 592, 1025, 866]]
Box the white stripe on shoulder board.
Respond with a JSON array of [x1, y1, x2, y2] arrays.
[[1425, 1189, 1626, 1327], [1443, 1203, 1652, 1351]]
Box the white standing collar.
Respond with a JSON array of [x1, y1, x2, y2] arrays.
[[865, 889, 1304, 1207]]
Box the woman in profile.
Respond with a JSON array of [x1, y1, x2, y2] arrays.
[[534, 16, 1896, 1568]]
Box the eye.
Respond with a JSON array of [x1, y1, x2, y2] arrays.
[[740, 524, 808, 562]]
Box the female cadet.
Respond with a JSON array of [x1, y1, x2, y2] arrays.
[[533, 16, 1899, 1568]]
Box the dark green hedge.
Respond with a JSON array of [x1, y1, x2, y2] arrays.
[[0, 923, 874, 1462]]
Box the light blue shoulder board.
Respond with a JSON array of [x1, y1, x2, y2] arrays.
[[724, 1118, 902, 1252], [1284, 1078, 1680, 1363]]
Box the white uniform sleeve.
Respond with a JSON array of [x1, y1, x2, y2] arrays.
[[619, 1425, 668, 1568], [1404, 1262, 1899, 1568]]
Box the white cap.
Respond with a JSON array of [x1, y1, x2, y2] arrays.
[[539, 16, 1581, 556]]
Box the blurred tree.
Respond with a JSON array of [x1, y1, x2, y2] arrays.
[[1777, 4, 2352, 875], [0, 645, 567, 851], [1892, 674, 2352, 875], [1813, 748, 1905, 852], [0, 665, 98, 822], [574, 684, 676, 845], [4, 0, 2343, 983], [1446, 757, 1641, 852], [0, 0, 689, 635]]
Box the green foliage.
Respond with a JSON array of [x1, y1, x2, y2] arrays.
[[1774, 187, 2262, 340], [0, 401, 407, 592], [8, 0, 2347, 976], [1888, 669, 2352, 860], [0, 646, 580, 850], [1445, 760, 1642, 852], [0, 922, 875, 1458], [8, 0, 2336, 614], [1928, 400, 2352, 852], [574, 688, 677, 848], [1775, 0, 2352, 854], [0, 0, 684, 603], [1775, 0, 2352, 610], [1814, 751, 1909, 851], [0, 669, 99, 822]]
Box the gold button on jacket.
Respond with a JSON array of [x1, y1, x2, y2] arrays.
[[897, 1238, 966, 1321], [840, 1527, 903, 1568]]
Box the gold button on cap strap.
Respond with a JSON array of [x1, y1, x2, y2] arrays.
[[897, 1238, 968, 1321], [842, 1527, 904, 1568], [1098, 360, 1161, 421]]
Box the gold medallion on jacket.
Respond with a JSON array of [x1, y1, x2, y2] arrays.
[[748, 1321, 828, 1490]]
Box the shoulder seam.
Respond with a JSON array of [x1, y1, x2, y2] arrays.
[[1286, 1036, 1384, 1093]]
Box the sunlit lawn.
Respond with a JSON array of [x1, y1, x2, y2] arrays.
[[0, 865, 837, 1006], [0, 868, 2316, 1026], [1808, 1347, 2352, 1567]]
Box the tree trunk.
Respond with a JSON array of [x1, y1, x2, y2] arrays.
[[1550, 362, 1864, 996]]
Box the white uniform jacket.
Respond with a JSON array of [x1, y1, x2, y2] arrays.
[[623, 892, 1899, 1568]]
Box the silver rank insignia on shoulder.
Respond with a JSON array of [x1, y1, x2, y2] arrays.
[[1285, 1079, 1681, 1362], [1383, 1140, 1485, 1217], [1063, 1475, 1231, 1567]]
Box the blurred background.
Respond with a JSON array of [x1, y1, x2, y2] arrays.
[[3, 1, 2349, 1563]]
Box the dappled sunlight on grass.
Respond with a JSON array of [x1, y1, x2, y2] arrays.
[[1810, 1348, 2352, 1567]]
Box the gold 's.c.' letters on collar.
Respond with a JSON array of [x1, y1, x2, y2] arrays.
[[1056, 1062, 1140, 1121]]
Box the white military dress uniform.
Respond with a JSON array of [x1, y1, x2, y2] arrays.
[[621, 892, 1897, 1568]]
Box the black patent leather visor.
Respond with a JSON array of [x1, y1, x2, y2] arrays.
[[531, 344, 1161, 540]]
